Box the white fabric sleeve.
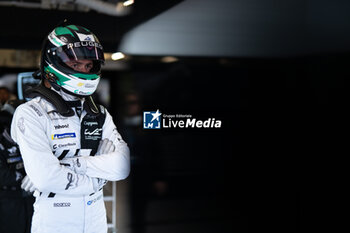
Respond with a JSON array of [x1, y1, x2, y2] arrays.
[[82, 109, 130, 181], [11, 104, 96, 196]]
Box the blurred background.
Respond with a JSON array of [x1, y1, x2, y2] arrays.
[[1, 0, 349, 232]]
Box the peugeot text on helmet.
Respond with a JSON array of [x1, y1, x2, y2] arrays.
[[41, 25, 105, 97]]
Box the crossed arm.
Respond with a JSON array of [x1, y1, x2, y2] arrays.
[[11, 104, 130, 196]]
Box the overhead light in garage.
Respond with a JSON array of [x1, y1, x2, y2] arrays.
[[123, 0, 134, 7], [111, 52, 126, 61], [161, 56, 179, 63]]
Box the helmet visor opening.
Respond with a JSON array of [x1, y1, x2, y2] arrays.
[[54, 42, 105, 64], [51, 43, 104, 74]]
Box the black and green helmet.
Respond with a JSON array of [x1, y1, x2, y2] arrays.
[[41, 24, 105, 96]]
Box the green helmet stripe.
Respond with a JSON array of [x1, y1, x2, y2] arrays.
[[72, 73, 99, 80], [67, 25, 79, 31], [44, 65, 70, 85], [54, 27, 75, 37], [66, 25, 90, 33], [52, 37, 64, 47]]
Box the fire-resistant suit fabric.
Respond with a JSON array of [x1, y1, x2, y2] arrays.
[[10, 96, 130, 233]]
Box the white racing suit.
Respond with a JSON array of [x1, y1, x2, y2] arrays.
[[11, 93, 130, 233]]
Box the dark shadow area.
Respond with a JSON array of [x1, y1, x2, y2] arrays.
[[101, 54, 348, 232]]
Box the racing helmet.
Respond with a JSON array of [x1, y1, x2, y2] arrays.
[[41, 25, 105, 97]]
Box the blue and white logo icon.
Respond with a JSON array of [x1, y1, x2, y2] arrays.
[[143, 110, 162, 129]]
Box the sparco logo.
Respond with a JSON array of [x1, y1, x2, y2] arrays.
[[53, 202, 71, 207], [54, 124, 69, 130]]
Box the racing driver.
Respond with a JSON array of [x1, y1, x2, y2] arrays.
[[10, 24, 130, 233]]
